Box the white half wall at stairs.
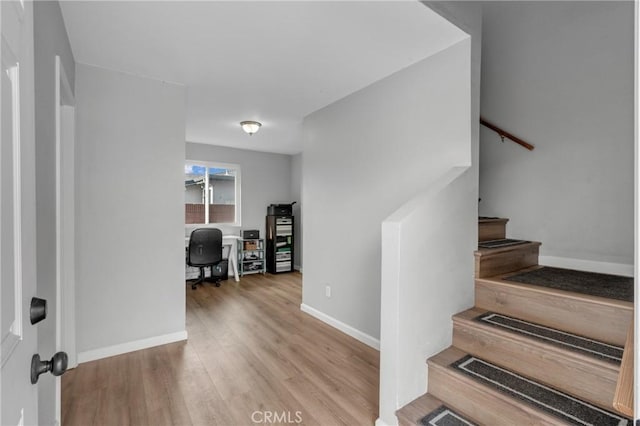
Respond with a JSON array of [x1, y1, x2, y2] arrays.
[[378, 167, 476, 426]]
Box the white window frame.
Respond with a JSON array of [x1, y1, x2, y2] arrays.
[[185, 160, 242, 226]]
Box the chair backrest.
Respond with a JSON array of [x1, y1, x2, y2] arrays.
[[188, 228, 223, 266]]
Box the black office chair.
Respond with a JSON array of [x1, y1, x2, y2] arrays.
[[187, 228, 223, 290]]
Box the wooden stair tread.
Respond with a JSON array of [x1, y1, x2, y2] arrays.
[[397, 393, 478, 426], [427, 347, 570, 425], [396, 393, 446, 426], [427, 347, 631, 425], [453, 307, 622, 366], [453, 308, 621, 410], [478, 272, 634, 308], [429, 345, 466, 366]]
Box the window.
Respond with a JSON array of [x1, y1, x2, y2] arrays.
[[184, 161, 241, 225]]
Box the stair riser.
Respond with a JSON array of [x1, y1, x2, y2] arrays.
[[478, 221, 507, 242], [474, 246, 539, 278], [475, 280, 632, 346], [452, 321, 619, 411], [428, 363, 565, 425]]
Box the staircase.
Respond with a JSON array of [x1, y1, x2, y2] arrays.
[[396, 217, 634, 425]]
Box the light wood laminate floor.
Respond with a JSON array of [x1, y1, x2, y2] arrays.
[[62, 273, 380, 425]]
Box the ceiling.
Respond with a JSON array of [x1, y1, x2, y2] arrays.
[[59, 1, 466, 155]]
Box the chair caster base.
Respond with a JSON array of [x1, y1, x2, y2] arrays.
[[187, 276, 221, 290], [188, 279, 203, 290]]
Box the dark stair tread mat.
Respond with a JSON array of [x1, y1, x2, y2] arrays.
[[478, 239, 530, 249], [475, 312, 623, 363], [420, 406, 476, 426], [451, 355, 631, 425], [505, 267, 633, 302]]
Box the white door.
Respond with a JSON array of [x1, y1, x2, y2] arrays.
[[1, 1, 39, 425]]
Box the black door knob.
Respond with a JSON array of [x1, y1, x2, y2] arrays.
[[31, 352, 68, 384]]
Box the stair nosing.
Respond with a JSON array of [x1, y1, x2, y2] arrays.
[[478, 217, 509, 224], [474, 240, 541, 257]]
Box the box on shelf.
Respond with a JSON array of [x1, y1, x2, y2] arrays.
[[244, 241, 258, 250]]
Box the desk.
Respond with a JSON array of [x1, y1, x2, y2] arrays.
[[185, 235, 240, 282]]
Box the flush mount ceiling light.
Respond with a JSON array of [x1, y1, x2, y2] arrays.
[[240, 120, 262, 136]]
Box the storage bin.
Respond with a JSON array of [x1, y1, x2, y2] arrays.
[[211, 260, 228, 280]]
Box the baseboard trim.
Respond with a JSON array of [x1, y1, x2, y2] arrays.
[[539, 256, 633, 277], [77, 330, 188, 364], [300, 303, 380, 350]]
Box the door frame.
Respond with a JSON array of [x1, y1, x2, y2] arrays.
[[55, 54, 76, 423]]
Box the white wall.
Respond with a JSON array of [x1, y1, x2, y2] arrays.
[[75, 64, 186, 357], [33, 1, 75, 423], [185, 143, 293, 238], [291, 153, 303, 270], [479, 1, 634, 268], [302, 34, 470, 343]]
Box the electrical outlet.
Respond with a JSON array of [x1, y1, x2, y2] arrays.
[[325, 285, 331, 298]]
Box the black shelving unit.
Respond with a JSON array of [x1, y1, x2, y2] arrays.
[[266, 215, 294, 273]]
